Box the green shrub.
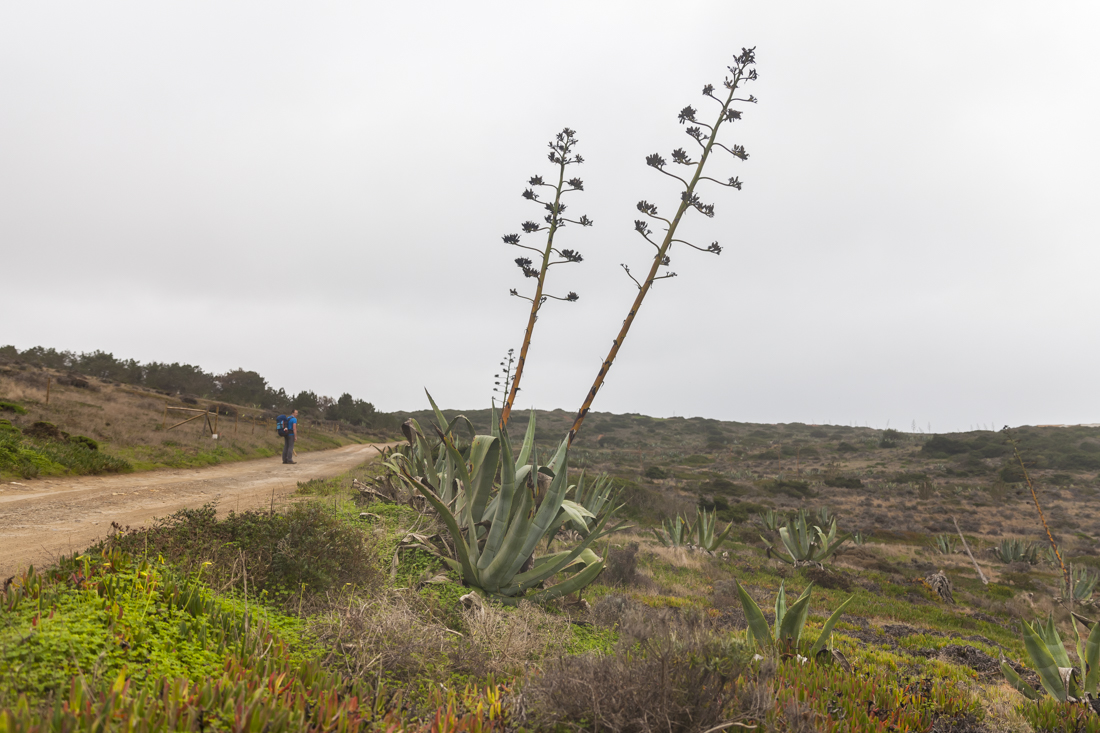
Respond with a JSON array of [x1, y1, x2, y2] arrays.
[[760, 479, 814, 498], [824, 475, 862, 489], [836, 442, 860, 453], [680, 454, 713, 466], [69, 434, 99, 451], [96, 502, 380, 604], [921, 435, 970, 457], [643, 465, 668, 480], [0, 400, 27, 414]]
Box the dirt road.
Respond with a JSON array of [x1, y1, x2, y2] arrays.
[[0, 442, 392, 578]]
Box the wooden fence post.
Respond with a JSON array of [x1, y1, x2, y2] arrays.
[[45, 376, 51, 405]]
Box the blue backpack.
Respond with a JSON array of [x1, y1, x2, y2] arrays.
[[276, 415, 290, 437]]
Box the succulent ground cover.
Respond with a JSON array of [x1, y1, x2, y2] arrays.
[[2, 424, 1099, 731]]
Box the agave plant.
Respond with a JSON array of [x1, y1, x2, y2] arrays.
[[761, 510, 850, 566], [1001, 613, 1100, 702], [391, 396, 624, 604], [851, 529, 871, 546], [733, 579, 853, 658], [757, 509, 782, 532], [695, 507, 734, 551], [545, 471, 624, 547], [653, 513, 697, 548], [1060, 567, 1100, 607], [994, 538, 1040, 565], [932, 534, 958, 555], [816, 507, 833, 526]]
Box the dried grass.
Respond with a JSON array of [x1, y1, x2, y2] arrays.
[[973, 683, 1033, 733], [311, 590, 569, 683]]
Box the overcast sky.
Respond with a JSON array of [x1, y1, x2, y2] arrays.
[[2, 2, 1097, 433]]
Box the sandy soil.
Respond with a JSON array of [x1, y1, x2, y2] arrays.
[[0, 442, 394, 578]]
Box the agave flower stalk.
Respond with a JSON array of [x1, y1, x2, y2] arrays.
[[567, 49, 757, 445], [499, 128, 592, 431]]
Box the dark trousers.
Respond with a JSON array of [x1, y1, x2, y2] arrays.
[[283, 435, 295, 463]]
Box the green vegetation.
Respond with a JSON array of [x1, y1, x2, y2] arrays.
[[0, 416, 130, 479]]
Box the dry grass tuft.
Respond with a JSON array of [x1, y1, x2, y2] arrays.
[[311, 590, 568, 682], [525, 605, 748, 732], [974, 683, 1033, 733]]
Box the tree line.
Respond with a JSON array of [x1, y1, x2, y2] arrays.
[[0, 345, 396, 431]]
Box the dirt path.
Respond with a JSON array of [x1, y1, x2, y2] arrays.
[[0, 442, 394, 578]]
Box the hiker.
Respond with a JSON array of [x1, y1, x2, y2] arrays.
[[282, 409, 298, 464]]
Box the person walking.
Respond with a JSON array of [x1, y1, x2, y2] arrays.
[[282, 409, 299, 464]]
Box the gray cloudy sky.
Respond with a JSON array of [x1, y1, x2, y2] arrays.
[[2, 2, 1097, 433]]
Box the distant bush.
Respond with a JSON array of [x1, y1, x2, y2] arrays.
[[759, 479, 814, 499], [921, 435, 970, 457], [644, 466, 668, 480], [879, 428, 902, 448], [680, 454, 713, 466], [836, 442, 859, 454], [824, 475, 862, 489]]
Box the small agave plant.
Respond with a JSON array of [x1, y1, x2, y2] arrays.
[[733, 579, 853, 661], [1002, 612, 1100, 703], [761, 509, 850, 566], [695, 507, 734, 551], [1060, 567, 1100, 608], [758, 509, 783, 532], [545, 471, 624, 548], [932, 534, 958, 555], [994, 538, 1040, 565], [653, 513, 696, 548]]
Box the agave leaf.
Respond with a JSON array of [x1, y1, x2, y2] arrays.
[[406, 473, 477, 587], [466, 436, 499, 525], [560, 499, 596, 529], [773, 583, 787, 642], [1041, 613, 1073, 669], [1001, 660, 1040, 700], [1083, 615, 1100, 694], [481, 475, 534, 591], [505, 510, 614, 595], [809, 596, 855, 657], [817, 533, 852, 562], [523, 558, 605, 605], [425, 390, 450, 441], [478, 431, 517, 572], [1023, 620, 1068, 701], [735, 580, 771, 650], [501, 440, 573, 581], [515, 410, 537, 470], [778, 591, 813, 644]]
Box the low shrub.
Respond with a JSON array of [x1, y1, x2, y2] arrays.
[[96, 502, 380, 605], [602, 542, 639, 586], [824, 475, 862, 489], [643, 465, 668, 480], [922, 435, 970, 457], [0, 400, 27, 414]]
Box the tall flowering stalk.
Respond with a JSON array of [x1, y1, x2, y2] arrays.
[[568, 48, 759, 445], [499, 128, 592, 430]]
